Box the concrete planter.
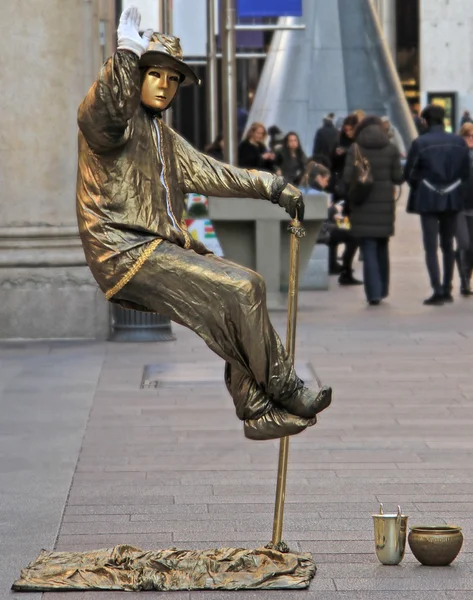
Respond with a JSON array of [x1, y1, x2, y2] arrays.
[[208, 192, 329, 307]]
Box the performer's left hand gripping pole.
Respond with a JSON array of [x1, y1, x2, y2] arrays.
[[270, 214, 305, 552]]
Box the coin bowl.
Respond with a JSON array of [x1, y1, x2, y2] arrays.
[[408, 526, 463, 566]]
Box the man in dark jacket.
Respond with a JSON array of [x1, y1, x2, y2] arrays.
[[404, 104, 470, 305], [312, 114, 340, 169]]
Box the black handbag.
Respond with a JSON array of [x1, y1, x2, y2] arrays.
[[348, 143, 373, 206], [316, 220, 336, 245]]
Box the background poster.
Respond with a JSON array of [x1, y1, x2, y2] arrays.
[[185, 194, 224, 257]]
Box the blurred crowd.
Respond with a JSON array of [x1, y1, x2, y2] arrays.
[[204, 106, 473, 307]]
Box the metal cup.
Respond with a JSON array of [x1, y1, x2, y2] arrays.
[[372, 504, 408, 565]]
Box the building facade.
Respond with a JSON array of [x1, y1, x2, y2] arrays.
[[99, 0, 118, 61], [376, 0, 473, 131]]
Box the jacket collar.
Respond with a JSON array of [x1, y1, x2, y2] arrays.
[[428, 124, 445, 133]]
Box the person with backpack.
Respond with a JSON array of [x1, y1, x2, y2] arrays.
[[343, 116, 403, 305]]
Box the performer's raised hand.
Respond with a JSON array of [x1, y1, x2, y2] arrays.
[[277, 183, 305, 221], [117, 6, 153, 58]]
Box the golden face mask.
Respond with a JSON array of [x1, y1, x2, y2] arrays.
[[141, 66, 180, 111]]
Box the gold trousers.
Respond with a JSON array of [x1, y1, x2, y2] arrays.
[[115, 242, 298, 420]]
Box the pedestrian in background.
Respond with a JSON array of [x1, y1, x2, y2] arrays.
[[268, 125, 285, 154], [381, 116, 406, 158], [238, 122, 276, 172], [275, 132, 307, 186], [331, 114, 359, 200], [312, 113, 339, 169], [330, 114, 361, 280], [304, 161, 361, 281], [353, 109, 366, 123], [461, 110, 473, 126], [237, 106, 249, 140], [404, 104, 470, 305], [456, 122, 473, 296], [344, 116, 403, 305], [205, 134, 224, 161], [412, 108, 426, 136]]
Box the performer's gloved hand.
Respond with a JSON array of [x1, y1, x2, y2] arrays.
[[117, 6, 153, 58], [278, 183, 305, 221]]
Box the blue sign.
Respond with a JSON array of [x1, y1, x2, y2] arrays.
[[237, 0, 302, 18]]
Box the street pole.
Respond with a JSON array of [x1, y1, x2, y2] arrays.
[[206, 0, 219, 145], [221, 0, 237, 165], [159, 0, 174, 127], [158, 0, 173, 37]]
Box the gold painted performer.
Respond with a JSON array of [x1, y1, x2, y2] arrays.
[[77, 7, 332, 440]]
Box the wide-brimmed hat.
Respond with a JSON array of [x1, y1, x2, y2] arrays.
[[139, 33, 200, 86]]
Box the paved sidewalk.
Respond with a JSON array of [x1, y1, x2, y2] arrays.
[[3, 201, 473, 599]]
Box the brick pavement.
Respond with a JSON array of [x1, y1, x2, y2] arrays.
[[4, 199, 473, 599]]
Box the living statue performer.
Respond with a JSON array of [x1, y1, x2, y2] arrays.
[[76, 7, 332, 440]]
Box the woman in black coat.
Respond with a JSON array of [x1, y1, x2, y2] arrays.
[[343, 116, 404, 305], [238, 122, 276, 172]]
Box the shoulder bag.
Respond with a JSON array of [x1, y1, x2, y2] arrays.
[[348, 143, 373, 206]]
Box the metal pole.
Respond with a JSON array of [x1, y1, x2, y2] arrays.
[[187, 53, 267, 66], [221, 0, 237, 165], [159, 0, 174, 126], [234, 24, 305, 31], [159, 0, 173, 34], [165, 0, 173, 33], [220, 0, 228, 153], [206, 0, 218, 144], [271, 216, 305, 550]]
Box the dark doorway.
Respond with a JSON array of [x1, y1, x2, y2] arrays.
[[396, 0, 420, 109]]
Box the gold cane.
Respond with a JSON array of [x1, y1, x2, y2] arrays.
[[270, 214, 305, 552]]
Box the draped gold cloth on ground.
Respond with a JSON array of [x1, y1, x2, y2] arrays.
[[12, 545, 316, 592]]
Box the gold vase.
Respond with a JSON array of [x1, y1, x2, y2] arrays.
[[372, 504, 408, 566], [408, 526, 463, 566]]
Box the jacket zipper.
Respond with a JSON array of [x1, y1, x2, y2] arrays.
[[154, 119, 178, 229], [153, 119, 192, 249]]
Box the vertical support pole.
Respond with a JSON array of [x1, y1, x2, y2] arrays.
[[159, 0, 174, 126], [221, 0, 237, 165], [207, 0, 219, 144], [271, 216, 304, 550], [219, 0, 228, 150]]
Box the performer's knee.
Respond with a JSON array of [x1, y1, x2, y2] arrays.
[[239, 271, 266, 302]]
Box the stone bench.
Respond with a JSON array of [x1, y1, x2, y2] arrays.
[[208, 191, 329, 308]]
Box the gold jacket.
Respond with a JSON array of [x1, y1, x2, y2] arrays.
[[77, 50, 281, 300]]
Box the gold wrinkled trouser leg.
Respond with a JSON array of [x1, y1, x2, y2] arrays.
[[115, 242, 300, 421]]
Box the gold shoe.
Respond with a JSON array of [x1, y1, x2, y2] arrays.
[[244, 407, 316, 441], [279, 385, 332, 419]]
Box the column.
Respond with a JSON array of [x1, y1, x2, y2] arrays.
[[0, 0, 110, 338]]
